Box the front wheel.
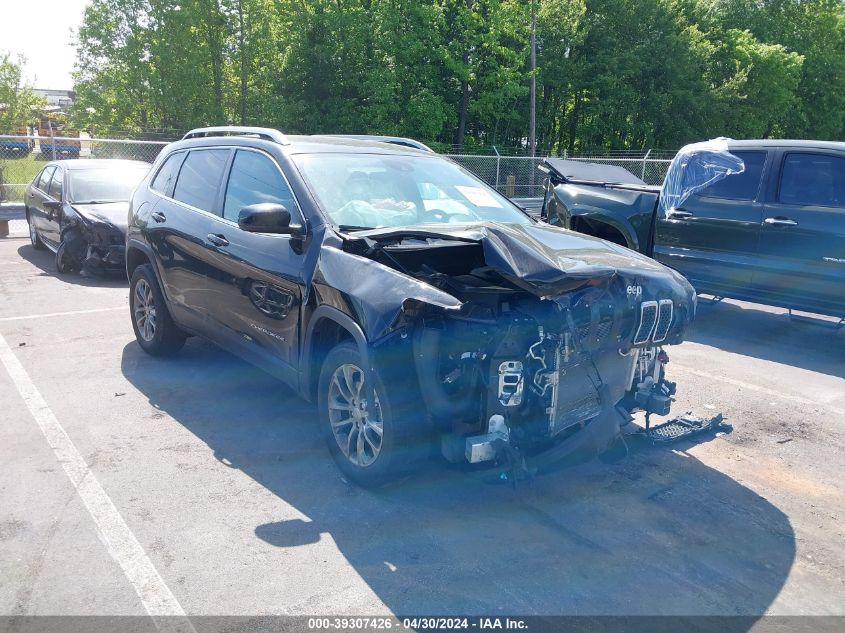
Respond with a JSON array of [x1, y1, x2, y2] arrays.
[[129, 264, 186, 356], [318, 341, 425, 487], [56, 229, 85, 274]]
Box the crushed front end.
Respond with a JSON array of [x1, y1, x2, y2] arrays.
[[58, 204, 128, 275], [410, 273, 691, 470], [341, 222, 697, 471]]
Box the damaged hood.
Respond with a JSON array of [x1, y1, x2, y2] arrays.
[[356, 221, 686, 297], [321, 220, 696, 342], [72, 202, 130, 233]]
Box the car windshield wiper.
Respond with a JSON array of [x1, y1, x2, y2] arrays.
[[356, 227, 480, 244], [73, 200, 121, 205], [337, 224, 375, 232]]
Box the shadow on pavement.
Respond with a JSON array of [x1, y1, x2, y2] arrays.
[[689, 298, 844, 379], [16, 243, 127, 288], [121, 338, 795, 617]]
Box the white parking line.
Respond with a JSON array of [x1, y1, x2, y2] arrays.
[[675, 364, 845, 418], [0, 332, 194, 632], [0, 306, 125, 323]]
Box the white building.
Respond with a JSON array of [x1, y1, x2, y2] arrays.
[[32, 89, 75, 109]]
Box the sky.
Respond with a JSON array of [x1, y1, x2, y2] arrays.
[[0, 0, 90, 89]]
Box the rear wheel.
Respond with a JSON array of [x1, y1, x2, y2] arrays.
[[129, 264, 186, 356], [27, 211, 45, 250], [318, 341, 425, 486]]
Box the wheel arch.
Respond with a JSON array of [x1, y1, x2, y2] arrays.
[[126, 240, 156, 281], [126, 240, 178, 309], [58, 212, 83, 240], [301, 306, 371, 403], [570, 214, 638, 250]]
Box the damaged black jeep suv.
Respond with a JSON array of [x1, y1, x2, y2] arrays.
[[126, 127, 697, 486]]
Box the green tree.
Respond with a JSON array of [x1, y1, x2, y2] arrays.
[[705, 0, 845, 139], [708, 28, 803, 138], [70, 0, 843, 150], [0, 53, 42, 134]]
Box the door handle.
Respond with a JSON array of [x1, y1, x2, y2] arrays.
[[764, 217, 798, 227], [667, 209, 693, 219], [207, 233, 229, 247], [151, 211, 166, 223]]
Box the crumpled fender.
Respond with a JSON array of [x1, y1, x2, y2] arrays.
[[314, 244, 462, 340], [65, 205, 127, 248], [72, 202, 130, 233]]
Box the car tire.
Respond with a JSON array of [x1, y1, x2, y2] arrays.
[[27, 210, 45, 250], [318, 341, 425, 487], [129, 264, 186, 357], [55, 229, 84, 274]]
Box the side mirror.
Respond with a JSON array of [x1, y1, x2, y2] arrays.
[[237, 203, 303, 235], [44, 200, 63, 219]]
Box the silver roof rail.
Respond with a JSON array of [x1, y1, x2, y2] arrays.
[[181, 126, 290, 145], [322, 134, 433, 152]]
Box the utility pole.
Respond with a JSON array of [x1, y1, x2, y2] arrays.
[[238, 0, 248, 125], [529, 0, 537, 157]]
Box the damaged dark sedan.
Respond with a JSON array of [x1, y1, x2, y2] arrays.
[[26, 159, 151, 275], [126, 127, 697, 486]]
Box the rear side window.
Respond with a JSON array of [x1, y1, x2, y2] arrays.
[[222, 150, 297, 222], [37, 166, 55, 191], [172, 149, 230, 213], [151, 152, 185, 196], [779, 153, 845, 208], [48, 168, 64, 200], [697, 151, 766, 200]]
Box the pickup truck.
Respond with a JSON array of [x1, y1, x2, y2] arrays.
[[537, 139, 845, 320]]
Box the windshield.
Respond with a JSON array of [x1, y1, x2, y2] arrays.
[[293, 153, 531, 229], [68, 166, 150, 204]]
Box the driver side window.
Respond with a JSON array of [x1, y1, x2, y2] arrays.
[[48, 168, 64, 201], [695, 151, 766, 201], [222, 150, 297, 222], [37, 166, 55, 191]]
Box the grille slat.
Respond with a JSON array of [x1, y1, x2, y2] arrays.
[[652, 299, 674, 343], [633, 301, 658, 345]]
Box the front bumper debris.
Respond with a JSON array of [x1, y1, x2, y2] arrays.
[[636, 413, 731, 444], [85, 244, 126, 272]]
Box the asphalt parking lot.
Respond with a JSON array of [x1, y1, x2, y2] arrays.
[[0, 234, 843, 620]]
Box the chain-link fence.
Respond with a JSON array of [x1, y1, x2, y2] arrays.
[[0, 135, 167, 204], [446, 155, 545, 198], [444, 151, 674, 200], [0, 134, 675, 236]]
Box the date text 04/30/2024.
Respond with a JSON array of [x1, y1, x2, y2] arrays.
[[306, 617, 529, 630]]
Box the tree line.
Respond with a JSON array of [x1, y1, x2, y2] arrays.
[[62, 0, 845, 152]]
